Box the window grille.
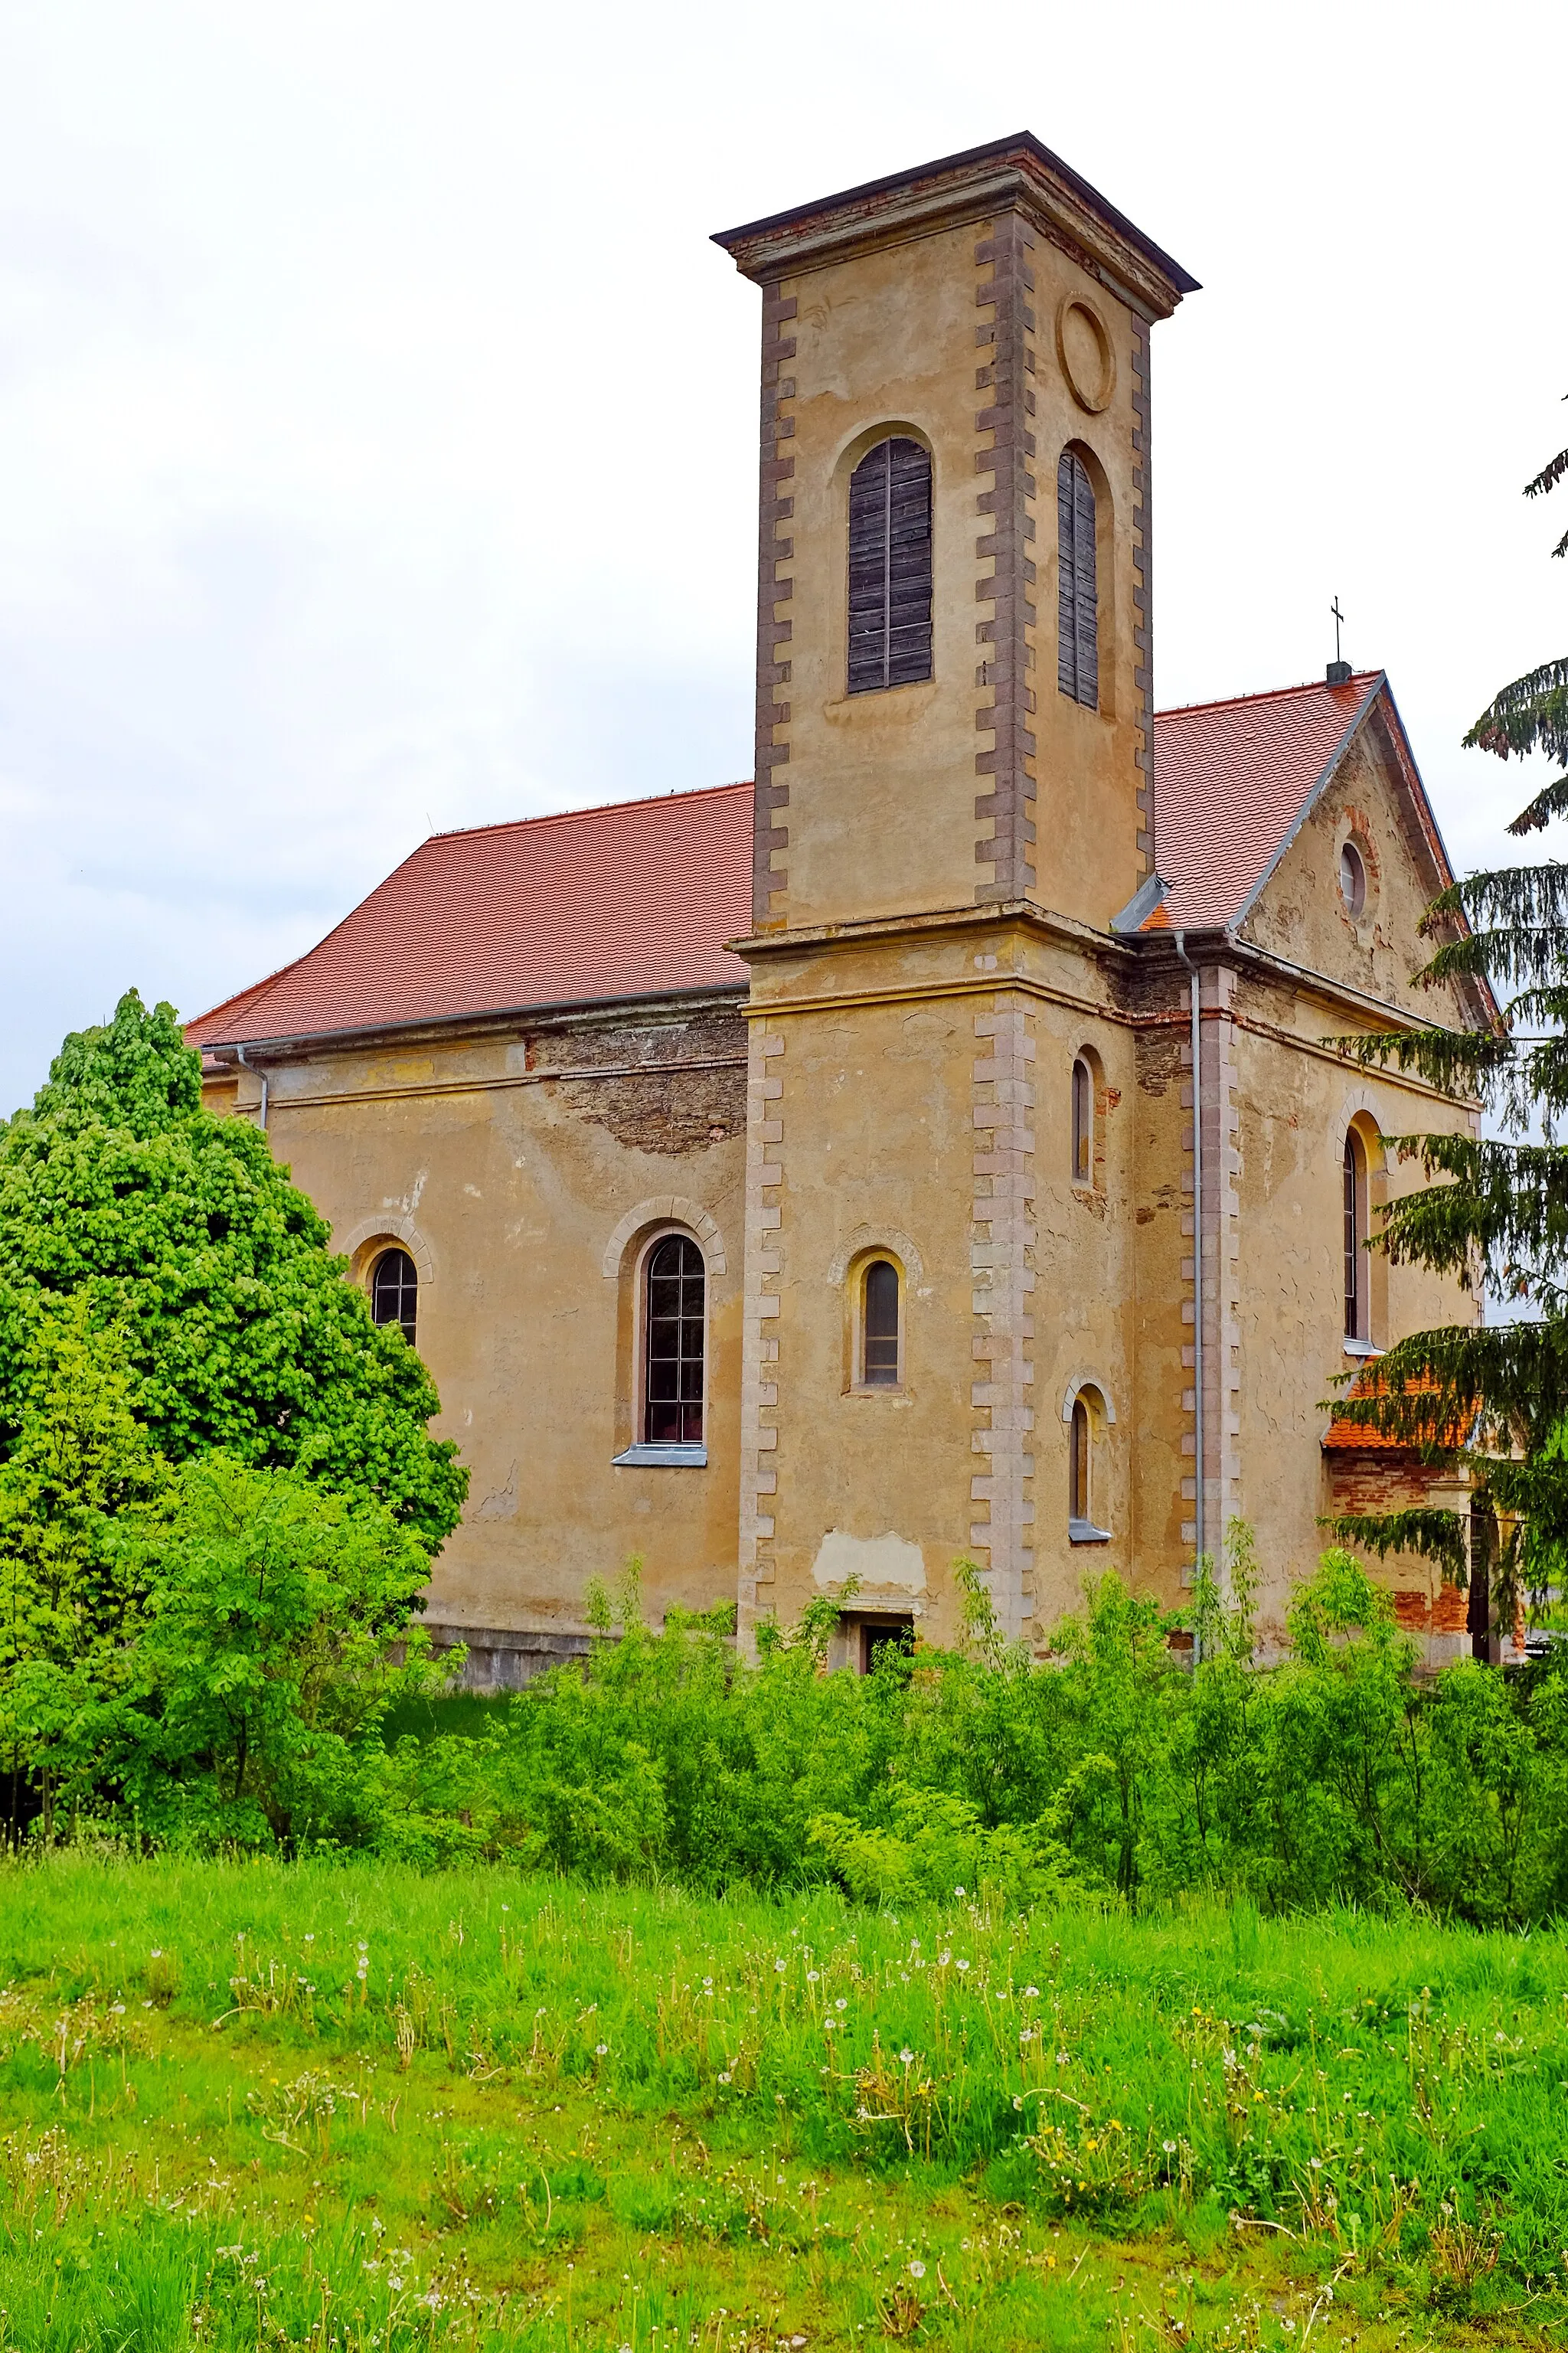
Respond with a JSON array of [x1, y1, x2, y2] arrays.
[[1344, 1136, 1365, 1341], [1057, 448, 1099, 708], [645, 1234, 705, 1444], [371, 1248, 418, 1346], [848, 437, 933, 693], [862, 1259, 900, 1385]]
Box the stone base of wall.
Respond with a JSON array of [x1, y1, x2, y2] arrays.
[[420, 1625, 593, 1692]]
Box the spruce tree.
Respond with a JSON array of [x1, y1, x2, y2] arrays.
[[1331, 404, 1568, 1618]]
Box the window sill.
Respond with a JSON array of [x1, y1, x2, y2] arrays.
[[1069, 1518, 1113, 1546], [612, 1443, 707, 1469], [1343, 1340, 1383, 1360]]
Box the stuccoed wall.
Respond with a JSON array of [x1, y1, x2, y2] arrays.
[[205, 997, 748, 1651]]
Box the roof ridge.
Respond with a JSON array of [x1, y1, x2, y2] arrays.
[[427, 777, 754, 848], [1155, 672, 1381, 722]]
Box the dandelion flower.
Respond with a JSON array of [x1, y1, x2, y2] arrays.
[[900, 2049, 914, 2065], [909, 2260, 926, 2279], [596, 2042, 609, 2056]]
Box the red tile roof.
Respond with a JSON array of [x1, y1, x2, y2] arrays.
[[1148, 672, 1382, 930], [189, 671, 1432, 1051], [1323, 1369, 1470, 1453], [188, 782, 755, 1049]]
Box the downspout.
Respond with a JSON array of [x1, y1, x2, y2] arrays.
[[1174, 934, 1204, 1578], [234, 1044, 268, 1132]]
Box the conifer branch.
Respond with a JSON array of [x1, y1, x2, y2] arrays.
[[1319, 1507, 1468, 1580]]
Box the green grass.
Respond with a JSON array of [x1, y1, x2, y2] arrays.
[[2, 1858, 1566, 2349]]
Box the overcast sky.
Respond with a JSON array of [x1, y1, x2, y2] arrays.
[[2, 0, 1563, 1115]]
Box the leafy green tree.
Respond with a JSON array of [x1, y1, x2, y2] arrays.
[[122, 1453, 437, 1846], [0, 992, 466, 1547], [1331, 404, 1568, 1611], [0, 1299, 172, 1836]]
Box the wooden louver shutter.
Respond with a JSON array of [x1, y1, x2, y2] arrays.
[[1057, 449, 1099, 710], [848, 437, 933, 694]]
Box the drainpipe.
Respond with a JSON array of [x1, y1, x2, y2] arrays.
[[234, 1044, 268, 1132], [1174, 934, 1204, 1579]]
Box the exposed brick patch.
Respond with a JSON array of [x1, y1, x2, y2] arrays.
[[737, 1026, 786, 1637], [753, 284, 798, 930], [972, 214, 1039, 905], [969, 995, 1037, 1634], [1129, 318, 1155, 874]]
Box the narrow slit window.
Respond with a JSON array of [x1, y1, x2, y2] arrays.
[[862, 1259, 900, 1386], [371, 1248, 418, 1345], [1344, 1136, 1367, 1342], [1057, 448, 1099, 709], [1072, 1057, 1093, 1185], [1069, 1397, 1091, 1525], [848, 437, 933, 693], [645, 1234, 705, 1443]]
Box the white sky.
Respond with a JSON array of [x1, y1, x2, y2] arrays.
[[1, 0, 1563, 1114]]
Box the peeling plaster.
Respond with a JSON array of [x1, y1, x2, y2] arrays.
[[811, 1528, 926, 1593]]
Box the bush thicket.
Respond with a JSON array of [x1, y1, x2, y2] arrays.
[[370, 1549, 1568, 1926]]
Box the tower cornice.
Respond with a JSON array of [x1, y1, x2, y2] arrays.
[[713, 131, 1199, 322]]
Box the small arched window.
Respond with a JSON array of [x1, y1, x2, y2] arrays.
[[1344, 1133, 1369, 1342], [1339, 839, 1367, 918], [862, 1259, 900, 1386], [848, 436, 933, 694], [645, 1233, 706, 1443], [1069, 1396, 1092, 1525], [371, 1248, 418, 1346], [1071, 1056, 1093, 1185], [1057, 448, 1099, 709]]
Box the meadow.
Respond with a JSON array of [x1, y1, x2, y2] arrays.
[[3, 1856, 1567, 2351]]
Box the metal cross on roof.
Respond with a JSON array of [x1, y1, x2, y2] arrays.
[[1331, 596, 1346, 664]]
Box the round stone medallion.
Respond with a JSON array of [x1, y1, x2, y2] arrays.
[[1057, 297, 1116, 413]]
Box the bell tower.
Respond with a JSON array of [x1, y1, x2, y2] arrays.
[[714, 133, 1197, 936], [714, 141, 1196, 1655]]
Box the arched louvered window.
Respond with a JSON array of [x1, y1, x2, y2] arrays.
[[861, 1258, 901, 1386], [645, 1233, 706, 1443], [1057, 448, 1099, 709], [848, 436, 933, 694], [371, 1248, 418, 1346]]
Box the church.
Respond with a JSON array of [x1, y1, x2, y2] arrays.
[[189, 134, 1491, 1678]]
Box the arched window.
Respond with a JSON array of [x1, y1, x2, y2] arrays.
[[371, 1248, 418, 1345], [1344, 1132, 1369, 1342], [1339, 839, 1367, 918], [862, 1258, 900, 1386], [1071, 1056, 1093, 1185], [1057, 448, 1099, 709], [1069, 1396, 1092, 1525], [645, 1234, 706, 1443], [848, 436, 933, 694]]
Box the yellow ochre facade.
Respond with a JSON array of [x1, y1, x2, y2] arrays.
[[195, 136, 1492, 1677]]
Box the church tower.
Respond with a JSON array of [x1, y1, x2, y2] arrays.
[[715, 134, 1197, 937], [714, 139, 1196, 1652]]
